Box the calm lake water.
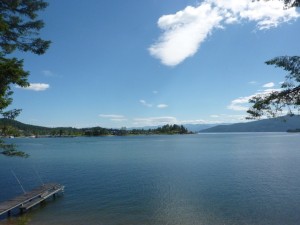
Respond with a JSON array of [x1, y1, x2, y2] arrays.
[[0, 133, 300, 225]]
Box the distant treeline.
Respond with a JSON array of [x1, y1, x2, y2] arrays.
[[0, 119, 190, 137]]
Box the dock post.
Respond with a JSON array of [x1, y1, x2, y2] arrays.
[[0, 183, 64, 217]]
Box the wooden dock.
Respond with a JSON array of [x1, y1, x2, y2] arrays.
[[0, 183, 64, 216]]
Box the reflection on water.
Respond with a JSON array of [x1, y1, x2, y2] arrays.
[[0, 133, 300, 225], [0, 214, 31, 225]]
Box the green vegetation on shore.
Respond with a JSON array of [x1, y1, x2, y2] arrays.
[[0, 119, 191, 138]]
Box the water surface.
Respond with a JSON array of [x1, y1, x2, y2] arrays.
[[0, 133, 300, 225]]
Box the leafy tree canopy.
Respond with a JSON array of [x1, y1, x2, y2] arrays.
[[255, 0, 300, 7], [0, 0, 50, 157], [0, 0, 50, 55], [247, 56, 300, 119], [0, 0, 50, 114], [283, 0, 299, 7]]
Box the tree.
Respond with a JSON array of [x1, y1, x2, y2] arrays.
[[247, 56, 300, 119], [247, 1, 299, 119], [0, 0, 50, 157], [255, 0, 300, 7], [283, 0, 299, 7]]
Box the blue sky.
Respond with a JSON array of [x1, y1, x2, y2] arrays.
[[9, 0, 300, 128]]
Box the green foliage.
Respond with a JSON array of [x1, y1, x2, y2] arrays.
[[0, 119, 191, 137], [0, 0, 50, 55], [152, 124, 189, 134], [284, 0, 300, 7], [255, 0, 300, 7], [0, 139, 29, 157], [0, 0, 50, 157], [247, 56, 300, 119], [0, 0, 50, 113], [84, 127, 110, 136], [0, 57, 29, 112]]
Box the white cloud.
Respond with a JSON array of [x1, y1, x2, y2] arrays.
[[133, 116, 178, 126], [132, 115, 250, 127], [110, 118, 127, 122], [140, 99, 153, 107], [228, 96, 252, 111], [157, 104, 168, 108], [249, 81, 257, 85], [149, 3, 223, 66], [150, 0, 299, 66], [207, 114, 247, 123], [181, 114, 248, 124], [99, 114, 125, 118], [228, 88, 282, 111], [180, 119, 219, 124], [153, 90, 159, 94], [99, 114, 127, 122], [262, 82, 275, 88], [16, 83, 50, 91]]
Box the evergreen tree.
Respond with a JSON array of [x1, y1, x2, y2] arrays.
[[247, 56, 300, 119], [0, 0, 50, 157]]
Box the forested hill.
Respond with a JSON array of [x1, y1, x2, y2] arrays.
[[0, 118, 80, 136], [200, 116, 300, 133], [0, 119, 190, 136]]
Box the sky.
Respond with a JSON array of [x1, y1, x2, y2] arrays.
[[9, 0, 300, 128]]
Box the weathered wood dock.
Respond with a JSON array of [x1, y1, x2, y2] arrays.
[[0, 183, 64, 217]]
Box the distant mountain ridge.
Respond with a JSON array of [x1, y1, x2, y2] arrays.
[[183, 124, 226, 132], [131, 124, 222, 132], [200, 116, 300, 133], [1, 116, 300, 135]]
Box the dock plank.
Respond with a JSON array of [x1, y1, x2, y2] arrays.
[[0, 183, 64, 216]]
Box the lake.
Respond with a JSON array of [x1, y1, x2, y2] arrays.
[[0, 133, 300, 225]]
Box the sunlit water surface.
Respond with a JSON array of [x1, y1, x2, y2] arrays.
[[0, 133, 300, 225]]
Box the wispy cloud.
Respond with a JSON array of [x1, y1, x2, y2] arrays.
[[228, 96, 251, 111], [133, 116, 177, 126], [16, 83, 50, 91], [42, 70, 54, 77], [249, 81, 257, 85], [209, 114, 247, 123], [132, 116, 246, 126], [180, 119, 219, 124], [228, 88, 282, 111], [99, 114, 127, 122], [140, 99, 153, 107], [262, 82, 275, 88], [157, 104, 168, 108], [153, 90, 159, 94], [149, 0, 299, 66]]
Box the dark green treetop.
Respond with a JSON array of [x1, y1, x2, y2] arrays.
[[0, 0, 50, 157], [247, 56, 300, 119], [0, 0, 50, 114], [282, 0, 299, 7], [247, 1, 299, 119], [255, 0, 300, 7], [0, 0, 50, 55]]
